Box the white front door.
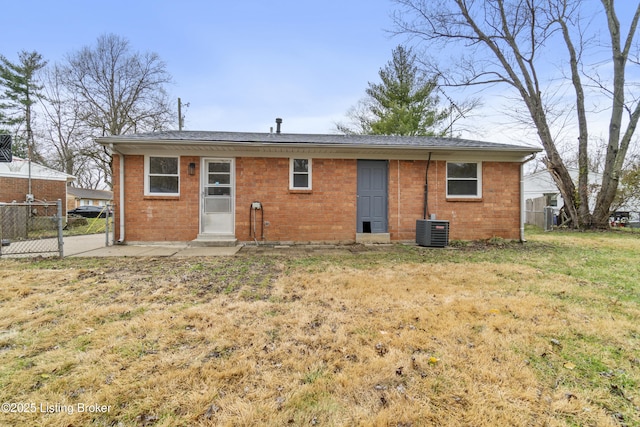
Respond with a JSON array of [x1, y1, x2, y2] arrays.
[[201, 158, 234, 235]]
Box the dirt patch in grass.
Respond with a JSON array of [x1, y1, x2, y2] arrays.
[[0, 236, 639, 426]]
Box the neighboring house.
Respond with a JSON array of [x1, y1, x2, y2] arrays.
[[524, 168, 604, 214], [524, 168, 640, 217], [0, 157, 75, 213], [67, 187, 113, 209], [97, 129, 541, 245]]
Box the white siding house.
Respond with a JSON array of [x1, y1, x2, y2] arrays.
[[524, 168, 640, 225]]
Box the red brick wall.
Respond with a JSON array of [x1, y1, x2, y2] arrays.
[[389, 160, 426, 241], [116, 155, 522, 243], [0, 176, 67, 213], [115, 155, 200, 242], [235, 157, 357, 243], [388, 160, 522, 241]]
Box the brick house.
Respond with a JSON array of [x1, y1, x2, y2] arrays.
[[67, 187, 113, 209], [0, 157, 75, 214], [97, 130, 540, 245]]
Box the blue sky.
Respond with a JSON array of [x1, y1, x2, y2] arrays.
[[2, 0, 399, 134], [2, 1, 639, 147]]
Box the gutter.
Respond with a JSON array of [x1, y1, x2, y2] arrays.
[[98, 139, 540, 155], [520, 154, 537, 242]]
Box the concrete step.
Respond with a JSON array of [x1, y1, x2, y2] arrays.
[[355, 233, 391, 244], [191, 234, 238, 247]]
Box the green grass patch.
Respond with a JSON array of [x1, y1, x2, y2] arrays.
[[1, 228, 639, 426]]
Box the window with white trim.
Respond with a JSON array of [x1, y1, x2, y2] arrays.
[[290, 158, 312, 190], [446, 162, 481, 198], [146, 155, 180, 195]]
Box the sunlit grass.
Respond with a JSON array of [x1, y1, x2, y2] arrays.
[[0, 229, 638, 426], [63, 217, 113, 236]]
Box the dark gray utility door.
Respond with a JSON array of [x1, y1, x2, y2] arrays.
[[357, 160, 388, 233]]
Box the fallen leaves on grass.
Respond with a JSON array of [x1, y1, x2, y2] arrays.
[[0, 249, 638, 426]]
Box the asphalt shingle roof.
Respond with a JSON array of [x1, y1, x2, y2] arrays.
[[67, 187, 113, 200], [99, 130, 540, 153]]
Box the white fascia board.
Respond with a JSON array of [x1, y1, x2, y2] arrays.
[[106, 141, 538, 163]]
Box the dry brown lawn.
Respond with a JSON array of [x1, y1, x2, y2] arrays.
[[0, 232, 639, 426]]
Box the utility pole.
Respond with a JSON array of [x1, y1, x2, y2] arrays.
[[26, 88, 33, 202], [178, 98, 190, 131]]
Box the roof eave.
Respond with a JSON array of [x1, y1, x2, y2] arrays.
[[98, 138, 541, 155]]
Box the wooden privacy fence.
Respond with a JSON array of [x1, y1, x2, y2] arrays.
[[525, 197, 554, 231]]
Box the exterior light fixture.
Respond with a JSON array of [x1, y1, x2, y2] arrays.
[[188, 162, 196, 176]]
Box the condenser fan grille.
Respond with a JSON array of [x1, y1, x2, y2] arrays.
[[416, 219, 449, 247]]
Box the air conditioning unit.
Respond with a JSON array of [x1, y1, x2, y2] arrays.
[[416, 219, 449, 247]]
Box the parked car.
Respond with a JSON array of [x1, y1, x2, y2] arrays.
[[67, 206, 110, 218]]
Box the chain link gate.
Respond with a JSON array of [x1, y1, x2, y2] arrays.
[[0, 200, 64, 258]]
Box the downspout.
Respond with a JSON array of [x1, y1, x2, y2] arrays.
[[520, 153, 537, 242], [423, 152, 432, 220], [110, 144, 126, 243]]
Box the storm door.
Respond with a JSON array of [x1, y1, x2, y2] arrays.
[[201, 159, 234, 235]]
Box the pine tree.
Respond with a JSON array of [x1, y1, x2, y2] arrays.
[[0, 51, 47, 159], [337, 46, 449, 136], [366, 46, 448, 136]]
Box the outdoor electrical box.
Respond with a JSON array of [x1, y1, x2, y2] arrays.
[[251, 202, 262, 210]]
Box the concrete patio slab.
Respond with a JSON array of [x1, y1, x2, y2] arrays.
[[62, 234, 240, 257]]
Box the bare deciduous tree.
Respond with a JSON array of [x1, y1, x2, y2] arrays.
[[38, 64, 101, 187], [61, 34, 174, 187], [336, 98, 375, 135], [392, 0, 640, 228]]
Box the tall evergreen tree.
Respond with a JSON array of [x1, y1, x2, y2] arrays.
[[0, 51, 47, 159], [337, 46, 451, 136], [367, 46, 448, 136]]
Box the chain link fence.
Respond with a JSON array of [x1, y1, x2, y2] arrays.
[[0, 200, 63, 258]]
